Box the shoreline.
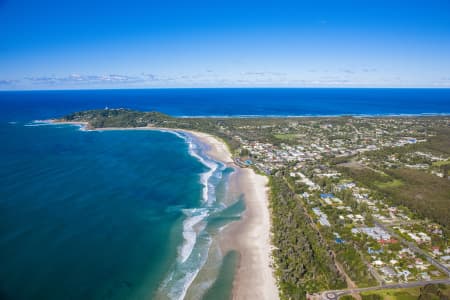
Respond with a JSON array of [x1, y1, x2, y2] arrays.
[[53, 121, 279, 299], [219, 167, 279, 300], [53, 121, 232, 164], [186, 127, 279, 299]]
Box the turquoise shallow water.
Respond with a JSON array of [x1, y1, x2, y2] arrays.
[[3, 88, 447, 299], [0, 123, 233, 299]]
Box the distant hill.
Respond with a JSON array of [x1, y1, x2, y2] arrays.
[[62, 109, 173, 128]]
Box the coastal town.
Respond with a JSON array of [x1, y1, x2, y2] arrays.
[[225, 116, 450, 298], [60, 109, 450, 299]]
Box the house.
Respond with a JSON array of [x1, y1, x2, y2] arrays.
[[381, 266, 397, 278], [397, 270, 411, 281], [379, 238, 398, 245], [440, 255, 450, 262], [335, 238, 345, 244], [420, 272, 431, 280], [336, 182, 356, 191], [431, 270, 441, 277], [354, 214, 365, 222], [399, 248, 414, 256], [312, 207, 330, 227], [353, 227, 391, 242], [368, 247, 383, 255], [373, 260, 384, 267], [432, 247, 442, 256], [408, 232, 431, 244], [319, 216, 330, 227], [320, 193, 334, 199]]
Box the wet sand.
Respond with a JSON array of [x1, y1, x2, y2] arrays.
[[186, 130, 279, 300]]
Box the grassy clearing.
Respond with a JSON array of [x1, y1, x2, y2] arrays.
[[432, 159, 450, 167], [374, 179, 403, 189], [360, 284, 450, 300], [360, 287, 420, 300]]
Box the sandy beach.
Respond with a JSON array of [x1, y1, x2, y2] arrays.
[[185, 129, 279, 299], [183, 131, 233, 165], [53, 121, 279, 299], [220, 167, 279, 300], [167, 129, 279, 300]]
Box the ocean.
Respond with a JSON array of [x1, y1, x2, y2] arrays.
[[0, 88, 449, 300], [0, 88, 449, 121]]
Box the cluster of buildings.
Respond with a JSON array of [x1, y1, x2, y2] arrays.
[[227, 117, 449, 286], [351, 227, 392, 243], [232, 118, 445, 176], [312, 207, 331, 227], [294, 164, 448, 284]]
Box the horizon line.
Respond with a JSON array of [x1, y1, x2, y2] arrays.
[[2, 86, 450, 92]]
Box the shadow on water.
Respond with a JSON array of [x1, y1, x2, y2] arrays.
[[206, 195, 245, 233], [202, 250, 240, 300]]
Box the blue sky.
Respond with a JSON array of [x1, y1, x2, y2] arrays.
[[1, 0, 450, 89]]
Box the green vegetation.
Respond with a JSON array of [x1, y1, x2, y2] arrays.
[[274, 133, 298, 141], [384, 169, 450, 228], [64, 109, 172, 128], [269, 175, 345, 299], [433, 159, 450, 167], [337, 165, 450, 232], [374, 179, 403, 189], [61, 109, 450, 296], [333, 242, 377, 287], [62, 108, 243, 152], [415, 128, 450, 156], [360, 284, 450, 300], [361, 288, 418, 300]]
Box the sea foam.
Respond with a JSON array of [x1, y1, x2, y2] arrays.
[[24, 120, 54, 127], [157, 131, 224, 300], [187, 140, 218, 204], [179, 208, 209, 264], [166, 131, 220, 204]]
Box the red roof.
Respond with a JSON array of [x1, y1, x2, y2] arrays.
[[379, 239, 398, 244]]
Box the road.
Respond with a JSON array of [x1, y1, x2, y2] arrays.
[[374, 221, 450, 277], [317, 278, 450, 300], [309, 219, 450, 300]]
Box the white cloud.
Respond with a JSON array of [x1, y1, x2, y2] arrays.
[[0, 79, 18, 85], [25, 73, 158, 85]]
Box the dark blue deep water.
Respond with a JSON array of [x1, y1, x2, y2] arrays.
[[0, 88, 449, 122], [0, 124, 210, 300], [0, 88, 449, 300]]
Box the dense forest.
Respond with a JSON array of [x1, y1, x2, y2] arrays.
[[337, 161, 450, 232], [269, 175, 346, 299]]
